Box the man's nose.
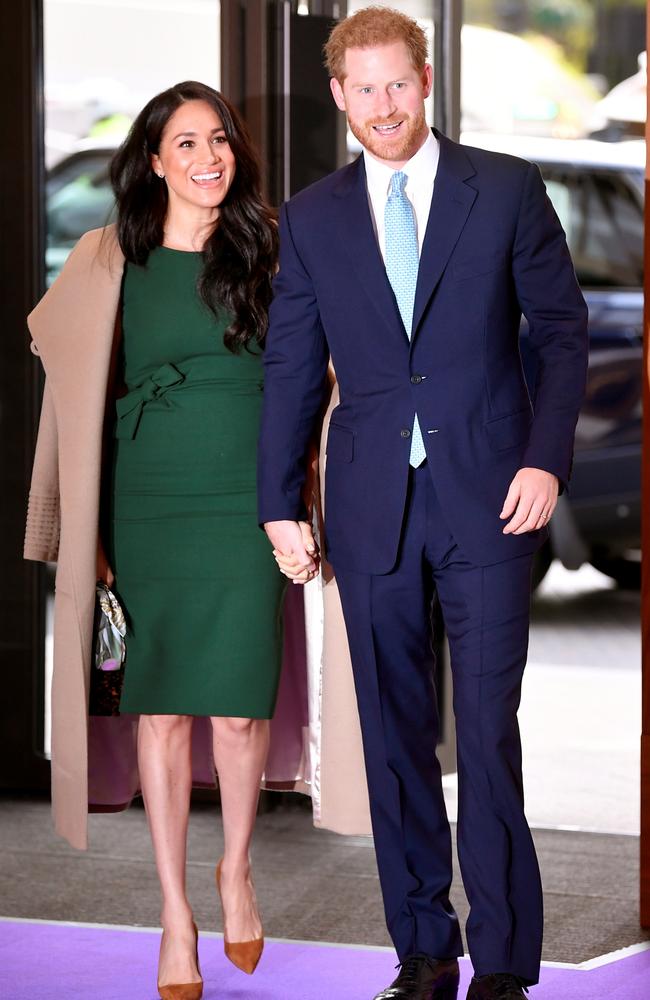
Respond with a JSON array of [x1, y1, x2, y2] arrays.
[[374, 89, 397, 118]]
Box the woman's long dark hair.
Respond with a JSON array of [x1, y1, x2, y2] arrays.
[[110, 81, 277, 353]]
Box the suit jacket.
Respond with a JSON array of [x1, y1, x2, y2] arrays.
[[258, 130, 589, 574], [24, 225, 370, 848]]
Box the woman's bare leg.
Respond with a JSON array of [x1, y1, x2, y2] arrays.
[[211, 716, 270, 942], [138, 713, 201, 987]]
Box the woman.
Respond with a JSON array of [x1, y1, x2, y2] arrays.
[[26, 81, 286, 999]]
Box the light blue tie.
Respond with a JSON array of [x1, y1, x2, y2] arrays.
[[384, 171, 426, 468]]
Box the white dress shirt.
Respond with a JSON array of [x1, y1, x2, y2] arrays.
[[363, 129, 440, 261]]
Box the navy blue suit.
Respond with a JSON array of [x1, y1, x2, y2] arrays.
[[258, 131, 588, 984]]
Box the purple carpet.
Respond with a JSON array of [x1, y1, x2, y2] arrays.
[[0, 919, 648, 1000]]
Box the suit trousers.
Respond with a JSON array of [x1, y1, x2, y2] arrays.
[[333, 463, 543, 985]]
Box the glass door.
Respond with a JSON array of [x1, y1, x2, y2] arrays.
[[41, 0, 222, 754]]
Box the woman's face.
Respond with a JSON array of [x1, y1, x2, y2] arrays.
[[151, 99, 236, 216]]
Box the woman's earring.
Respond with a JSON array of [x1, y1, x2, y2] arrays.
[[157, 172, 165, 178]]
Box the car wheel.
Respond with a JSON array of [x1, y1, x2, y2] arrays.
[[590, 553, 641, 590], [531, 541, 552, 591]]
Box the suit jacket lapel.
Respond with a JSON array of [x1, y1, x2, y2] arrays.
[[333, 157, 407, 344], [411, 131, 477, 342]]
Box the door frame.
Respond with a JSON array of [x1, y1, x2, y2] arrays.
[[0, 0, 50, 790], [640, 0, 650, 929]]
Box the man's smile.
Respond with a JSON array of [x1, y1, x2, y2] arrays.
[[372, 120, 405, 135]]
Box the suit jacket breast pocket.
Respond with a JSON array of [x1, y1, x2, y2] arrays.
[[452, 250, 508, 281], [326, 423, 354, 463], [485, 408, 533, 452]]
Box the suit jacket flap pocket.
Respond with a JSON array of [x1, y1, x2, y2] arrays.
[[326, 423, 354, 463], [485, 408, 532, 452], [453, 250, 507, 281]]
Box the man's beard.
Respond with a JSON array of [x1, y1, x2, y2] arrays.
[[348, 108, 428, 162]]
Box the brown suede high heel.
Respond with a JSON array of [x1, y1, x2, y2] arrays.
[[157, 921, 203, 1000], [216, 858, 264, 975]]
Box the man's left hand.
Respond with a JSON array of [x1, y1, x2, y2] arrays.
[[500, 468, 559, 535]]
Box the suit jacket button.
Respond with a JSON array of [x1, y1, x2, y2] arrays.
[[410, 374, 423, 384], [401, 428, 411, 438]]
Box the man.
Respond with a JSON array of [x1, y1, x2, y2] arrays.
[[258, 8, 588, 1000]]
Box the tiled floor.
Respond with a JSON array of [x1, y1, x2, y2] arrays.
[[2, 558, 644, 981], [0, 795, 647, 964]]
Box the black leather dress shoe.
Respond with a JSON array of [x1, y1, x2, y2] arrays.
[[373, 954, 460, 1000], [466, 974, 529, 999]]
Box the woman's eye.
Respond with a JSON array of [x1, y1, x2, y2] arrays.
[[213, 136, 227, 144], [180, 140, 194, 148]]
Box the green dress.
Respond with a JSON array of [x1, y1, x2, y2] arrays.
[[109, 247, 285, 717]]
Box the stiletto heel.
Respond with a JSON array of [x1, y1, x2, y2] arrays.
[[157, 921, 203, 1000], [216, 858, 264, 975]]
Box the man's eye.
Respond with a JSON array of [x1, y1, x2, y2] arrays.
[[393, 82, 406, 89], [360, 87, 373, 95]]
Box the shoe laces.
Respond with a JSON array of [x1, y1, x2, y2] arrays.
[[489, 974, 529, 998], [394, 954, 437, 988]]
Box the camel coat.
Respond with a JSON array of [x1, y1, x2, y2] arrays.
[[24, 225, 370, 849]]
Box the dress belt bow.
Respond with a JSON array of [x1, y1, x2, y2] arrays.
[[115, 363, 186, 439]]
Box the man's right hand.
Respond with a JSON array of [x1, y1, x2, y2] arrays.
[[264, 520, 319, 584]]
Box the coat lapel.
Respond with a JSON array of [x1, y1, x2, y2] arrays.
[[332, 157, 406, 344], [411, 131, 478, 343], [28, 226, 124, 403]]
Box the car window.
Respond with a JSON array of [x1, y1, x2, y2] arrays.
[[46, 156, 115, 284], [540, 167, 643, 288]]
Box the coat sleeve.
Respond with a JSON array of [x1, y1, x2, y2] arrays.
[[257, 200, 329, 525], [512, 161, 589, 487], [24, 373, 60, 563]]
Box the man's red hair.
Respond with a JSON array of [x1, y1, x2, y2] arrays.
[[324, 6, 428, 83]]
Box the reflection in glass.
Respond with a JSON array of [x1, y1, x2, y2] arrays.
[[460, 3, 644, 831], [463, 1, 646, 139], [44, 0, 221, 283], [42, 0, 221, 754], [46, 150, 115, 284]]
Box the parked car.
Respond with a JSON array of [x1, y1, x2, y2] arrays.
[[463, 134, 644, 587], [46, 138, 117, 285], [47, 134, 645, 588]]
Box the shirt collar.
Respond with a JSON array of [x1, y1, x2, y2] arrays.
[[363, 129, 439, 197]]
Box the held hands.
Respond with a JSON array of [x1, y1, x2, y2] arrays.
[[500, 467, 559, 535], [264, 520, 320, 584], [264, 467, 556, 576]]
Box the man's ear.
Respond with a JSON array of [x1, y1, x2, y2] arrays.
[[421, 63, 433, 101], [330, 76, 347, 112]]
